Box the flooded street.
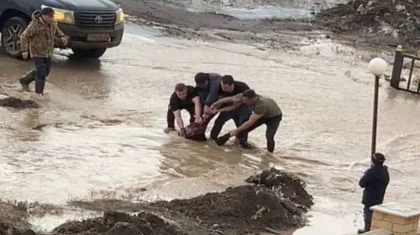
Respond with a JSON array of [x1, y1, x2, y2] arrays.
[[1, 22, 420, 234]]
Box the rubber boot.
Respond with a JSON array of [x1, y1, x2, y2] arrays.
[[215, 133, 230, 146], [239, 138, 253, 149], [164, 127, 176, 134], [35, 79, 45, 95], [19, 70, 36, 92], [357, 220, 371, 234]]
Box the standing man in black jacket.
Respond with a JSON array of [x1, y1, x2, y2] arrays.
[[203, 75, 251, 143], [358, 153, 390, 234]]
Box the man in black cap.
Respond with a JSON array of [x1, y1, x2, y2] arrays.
[[357, 152, 390, 234], [194, 72, 222, 114]]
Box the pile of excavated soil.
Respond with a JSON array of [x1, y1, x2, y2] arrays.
[[52, 211, 186, 235], [245, 167, 313, 209], [153, 185, 307, 234], [0, 168, 313, 235], [0, 95, 39, 109], [151, 168, 313, 234], [0, 201, 36, 235], [64, 168, 313, 235], [316, 0, 420, 46]]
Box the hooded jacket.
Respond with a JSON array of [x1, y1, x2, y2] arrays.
[[359, 164, 390, 207], [20, 10, 65, 58]]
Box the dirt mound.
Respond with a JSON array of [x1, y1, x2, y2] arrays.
[[245, 167, 314, 209], [67, 168, 313, 234], [0, 201, 36, 235], [154, 186, 306, 234], [0, 95, 39, 109], [316, 0, 420, 46], [1, 168, 312, 235], [52, 211, 186, 235], [149, 167, 313, 234]]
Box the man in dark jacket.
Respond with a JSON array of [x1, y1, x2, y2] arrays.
[[164, 83, 202, 136], [204, 75, 251, 143], [358, 153, 390, 234]]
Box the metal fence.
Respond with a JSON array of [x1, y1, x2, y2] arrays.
[[390, 45, 420, 94]]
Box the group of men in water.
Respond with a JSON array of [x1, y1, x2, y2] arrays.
[[164, 72, 282, 153], [165, 73, 391, 234]]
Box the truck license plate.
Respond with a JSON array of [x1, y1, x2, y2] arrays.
[[87, 34, 110, 42]]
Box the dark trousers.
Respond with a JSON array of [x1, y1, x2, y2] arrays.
[[20, 57, 52, 94], [237, 115, 282, 153], [198, 91, 209, 107], [167, 105, 195, 128], [209, 104, 251, 140], [363, 205, 373, 230]]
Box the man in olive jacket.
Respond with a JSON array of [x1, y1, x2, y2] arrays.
[[19, 7, 68, 96], [358, 153, 390, 234]]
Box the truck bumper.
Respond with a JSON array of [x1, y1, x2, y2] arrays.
[[57, 23, 124, 49]]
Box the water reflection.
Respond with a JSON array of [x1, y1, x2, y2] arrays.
[[157, 136, 270, 176]]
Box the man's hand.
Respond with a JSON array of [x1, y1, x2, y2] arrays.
[[204, 106, 218, 115], [195, 116, 202, 123], [210, 107, 219, 114], [210, 103, 220, 110], [178, 128, 186, 137], [61, 36, 68, 46], [203, 107, 218, 120], [203, 105, 211, 115], [22, 52, 29, 60], [229, 129, 239, 137]]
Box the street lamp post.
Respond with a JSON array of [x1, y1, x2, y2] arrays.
[[367, 58, 388, 156]]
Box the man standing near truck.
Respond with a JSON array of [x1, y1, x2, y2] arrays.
[[18, 7, 68, 96]]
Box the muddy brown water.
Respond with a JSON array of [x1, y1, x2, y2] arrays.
[[1, 23, 420, 234]]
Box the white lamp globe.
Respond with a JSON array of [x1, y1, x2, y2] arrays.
[[368, 58, 387, 76]]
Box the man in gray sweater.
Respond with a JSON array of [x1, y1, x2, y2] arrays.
[[193, 72, 222, 114]]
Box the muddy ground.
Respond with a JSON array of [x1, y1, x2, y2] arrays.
[[118, 0, 321, 51], [0, 168, 313, 235], [315, 0, 420, 51], [0, 201, 64, 235], [117, 0, 420, 52], [0, 95, 39, 109], [2, 0, 417, 234]]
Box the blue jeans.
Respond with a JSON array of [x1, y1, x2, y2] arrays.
[[20, 57, 52, 94]]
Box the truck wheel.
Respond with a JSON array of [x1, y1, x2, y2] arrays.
[[72, 48, 107, 58], [1, 17, 28, 59]]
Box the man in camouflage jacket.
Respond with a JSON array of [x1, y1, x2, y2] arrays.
[[19, 7, 68, 95]]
